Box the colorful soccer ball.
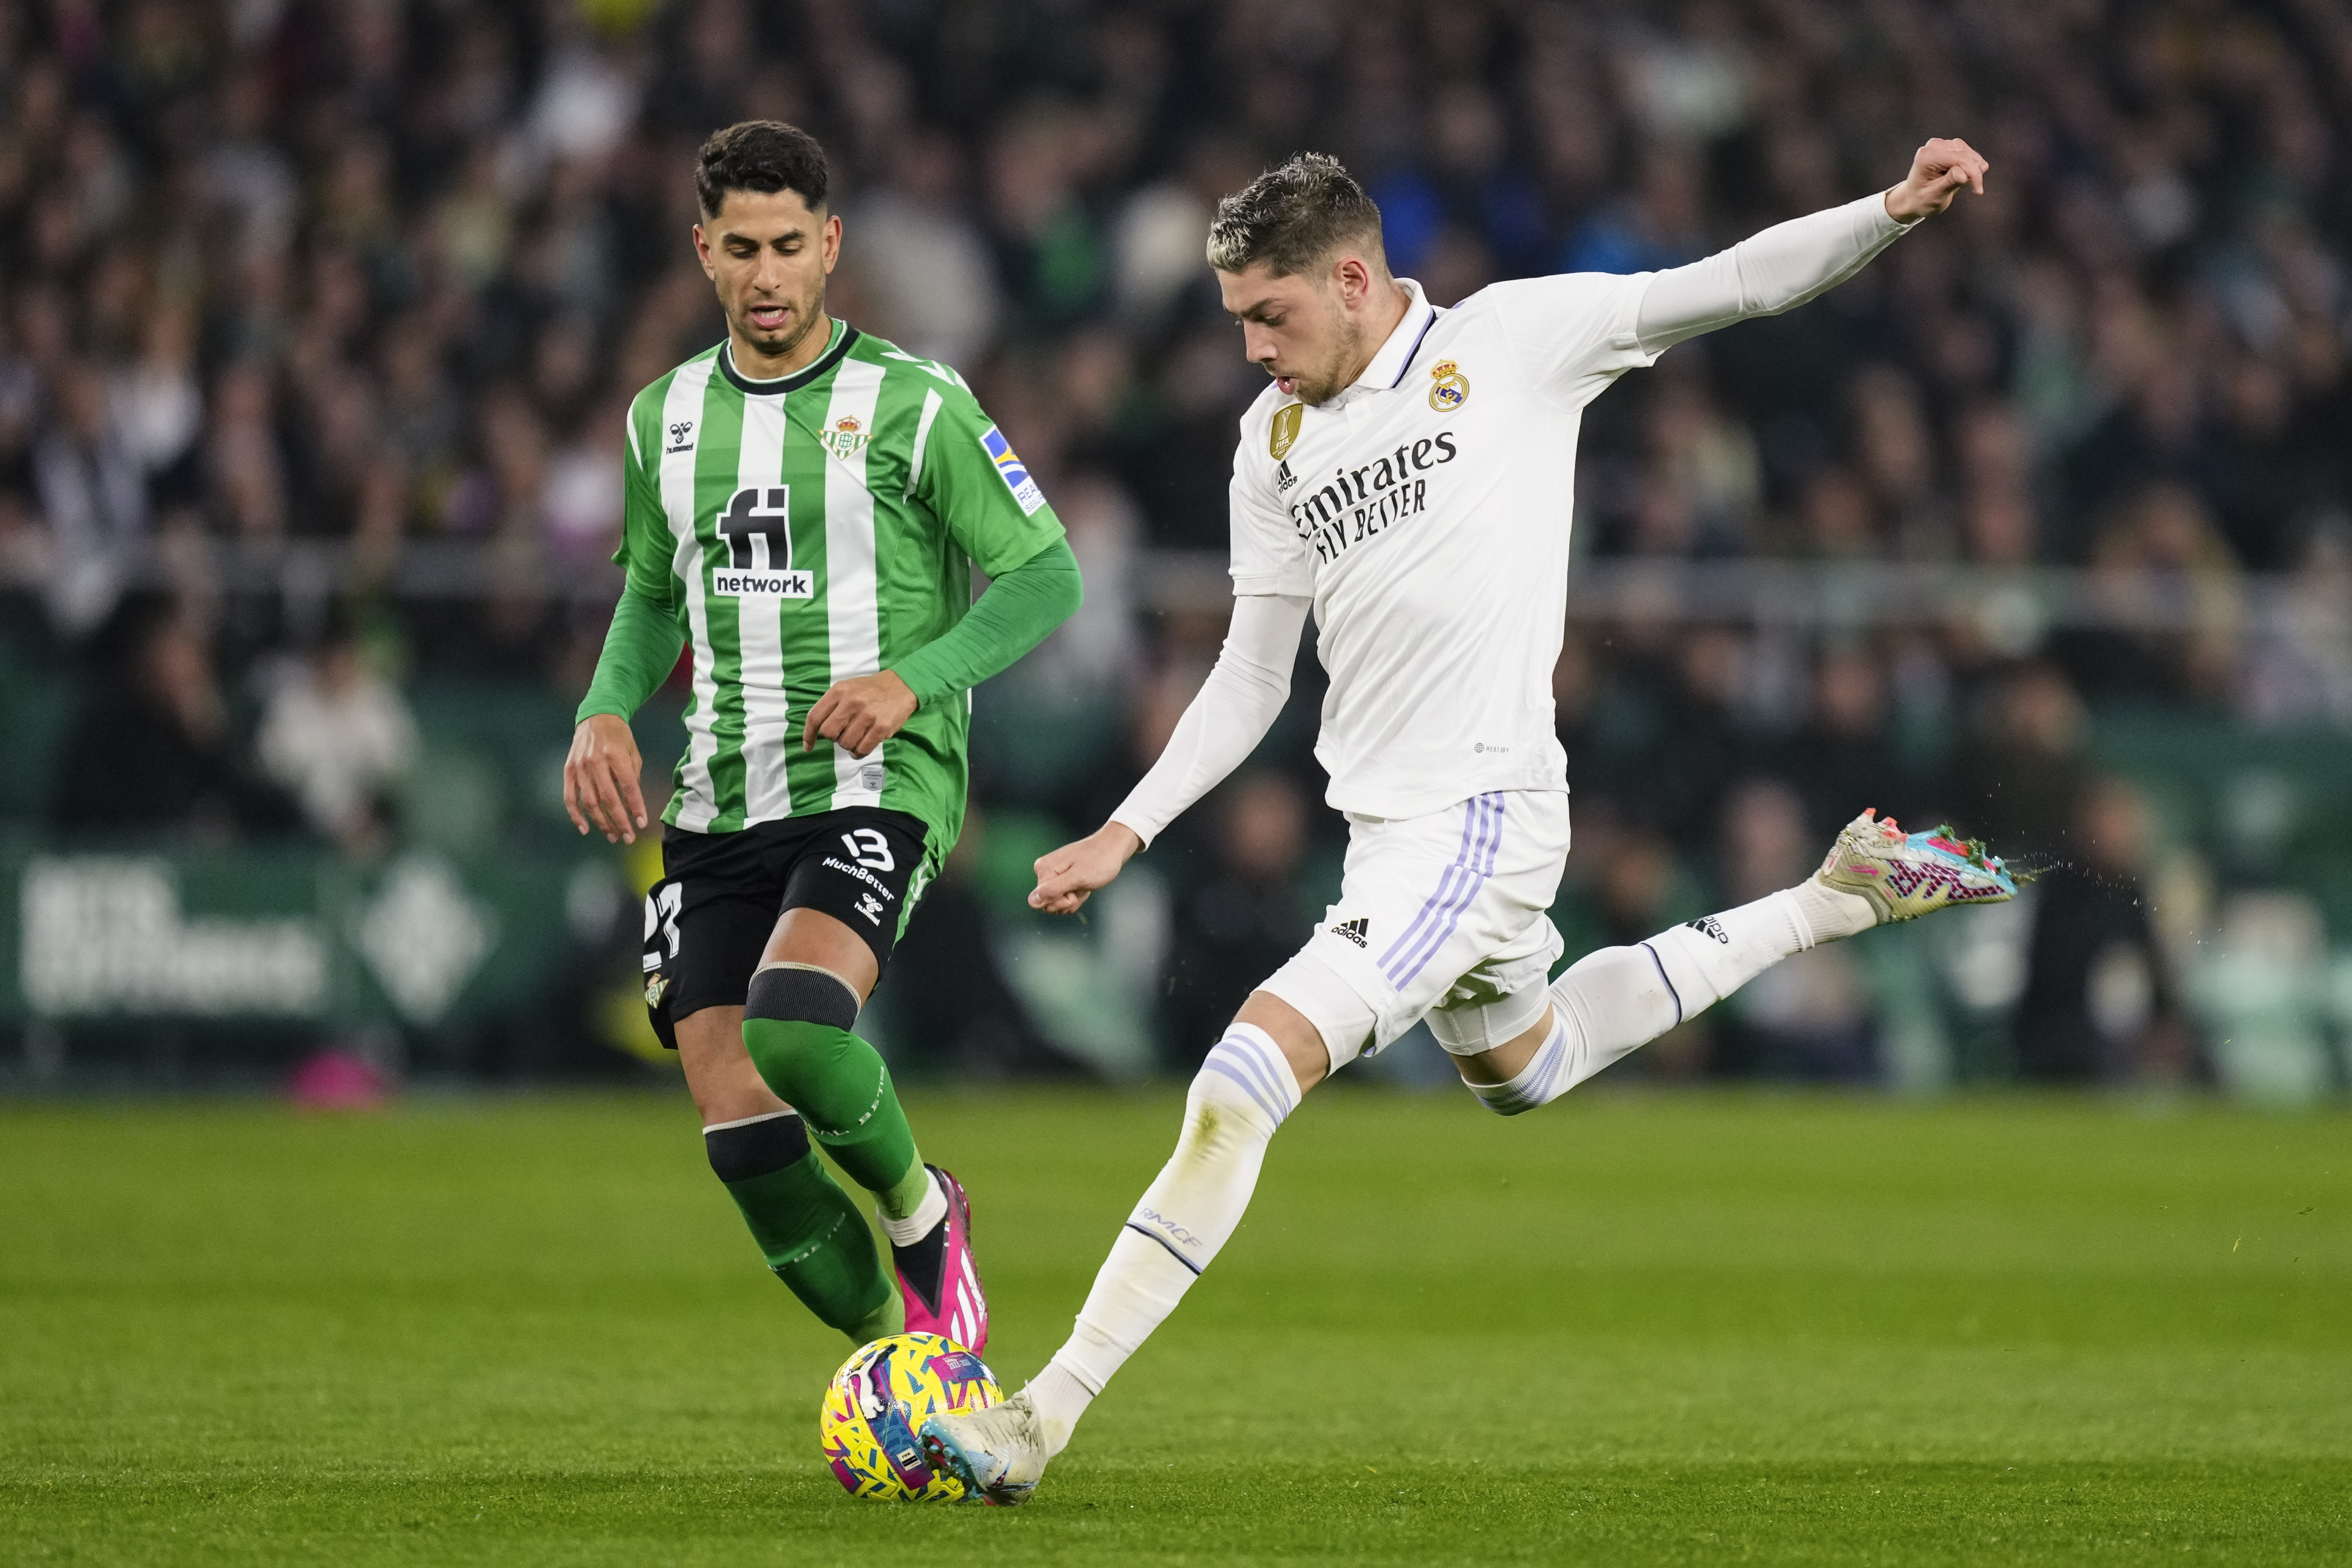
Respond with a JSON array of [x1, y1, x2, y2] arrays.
[[818, 1332, 1001, 1501]]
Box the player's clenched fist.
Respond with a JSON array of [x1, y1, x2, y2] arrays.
[[1030, 821, 1143, 914], [564, 713, 648, 845], [1885, 137, 1990, 221]]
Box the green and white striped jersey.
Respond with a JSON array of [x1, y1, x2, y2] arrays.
[[619, 321, 1064, 871]]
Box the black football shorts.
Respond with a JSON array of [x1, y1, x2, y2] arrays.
[[639, 806, 929, 1049]]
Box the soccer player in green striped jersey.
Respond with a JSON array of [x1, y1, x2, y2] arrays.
[[562, 121, 1080, 1351]]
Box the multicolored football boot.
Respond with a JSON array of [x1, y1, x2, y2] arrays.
[[1814, 809, 2018, 923], [892, 1164, 989, 1353], [921, 1388, 1049, 1507]]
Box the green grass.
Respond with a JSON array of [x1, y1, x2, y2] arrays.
[[2, 1088, 2347, 1565]]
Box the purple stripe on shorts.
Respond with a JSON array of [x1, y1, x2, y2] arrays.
[[1378, 799, 1485, 973], [1380, 794, 1506, 989], [1388, 794, 1502, 986], [1387, 795, 1499, 980]]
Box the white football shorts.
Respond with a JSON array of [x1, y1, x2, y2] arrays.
[[1260, 789, 1571, 1070]]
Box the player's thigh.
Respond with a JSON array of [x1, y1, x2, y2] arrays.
[[774, 807, 930, 997], [1267, 790, 1571, 1072], [642, 824, 787, 1060]]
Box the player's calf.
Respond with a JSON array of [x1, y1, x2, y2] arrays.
[[1441, 811, 2015, 1114], [704, 1109, 899, 1340]]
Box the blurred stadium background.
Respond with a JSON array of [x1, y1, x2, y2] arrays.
[[2, 0, 2350, 1104]]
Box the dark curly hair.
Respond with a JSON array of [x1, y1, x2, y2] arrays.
[[694, 120, 829, 219], [1205, 152, 1386, 277]]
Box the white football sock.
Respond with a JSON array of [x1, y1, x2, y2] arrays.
[[1641, 883, 1867, 1020], [1025, 1023, 1301, 1455], [877, 1167, 946, 1248], [1465, 878, 1880, 1116]]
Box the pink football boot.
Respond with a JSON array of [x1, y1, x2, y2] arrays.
[[893, 1164, 989, 1353]]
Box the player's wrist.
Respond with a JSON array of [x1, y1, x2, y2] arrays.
[[1099, 821, 1144, 861]]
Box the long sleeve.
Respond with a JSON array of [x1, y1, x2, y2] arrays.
[[1109, 592, 1309, 848], [1633, 190, 1916, 354], [575, 584, 686, 724], [889, 536, 1083, 706]]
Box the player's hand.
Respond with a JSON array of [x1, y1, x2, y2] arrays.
[[1884, 137, 1989, 221], [564, 713, 648, 845], [1030, 822, 1143, 915], [803, 670, 917, 758]]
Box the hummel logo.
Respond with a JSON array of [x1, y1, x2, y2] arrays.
[[1330, 917, 1370, 948], [856, 892, 886, 925], [1686, 915, 1729, 944], [665, 420, 695, 453]]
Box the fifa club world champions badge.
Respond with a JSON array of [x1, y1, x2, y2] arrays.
[[1268, 401, 1303, 459], [1428, 359, 1469, 412]]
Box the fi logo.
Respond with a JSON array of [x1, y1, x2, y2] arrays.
[[979, 425, 1049, 516], [712, 485, 814, 599]]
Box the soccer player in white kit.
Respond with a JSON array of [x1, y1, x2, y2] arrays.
[[926, 138, 2015, 1503]]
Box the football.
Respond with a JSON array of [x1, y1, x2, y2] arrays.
[[818, 1333, 1003, 1501]]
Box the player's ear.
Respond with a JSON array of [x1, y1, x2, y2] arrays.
[[822, 211, 842, 274]]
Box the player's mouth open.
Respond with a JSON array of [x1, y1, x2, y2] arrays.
[[1273, 374, 1298, 395], [747, 304, 790, 331]]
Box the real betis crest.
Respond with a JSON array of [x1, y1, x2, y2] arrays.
[[822, 416, 872, 462]]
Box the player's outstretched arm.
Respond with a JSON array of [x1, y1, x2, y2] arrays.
[[1028, 591, 1308, 916], [1632, 136, 1989, 355]]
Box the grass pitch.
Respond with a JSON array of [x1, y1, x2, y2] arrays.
[[2, 1087, 2347, 1566]]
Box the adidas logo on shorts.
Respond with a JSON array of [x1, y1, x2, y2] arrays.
[[1330, 917, 1370, 948]]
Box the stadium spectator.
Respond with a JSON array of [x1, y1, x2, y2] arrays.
[[1160, 770, 1313, 1073], [255, 620, 417, 852], [2013, 776, 2194, 1084], [54, 597, 296, 841]]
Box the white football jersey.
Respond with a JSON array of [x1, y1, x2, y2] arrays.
[[1230, 273, 1659, 820]]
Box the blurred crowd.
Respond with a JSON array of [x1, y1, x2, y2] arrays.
[[3, 0, 2350, 1089]]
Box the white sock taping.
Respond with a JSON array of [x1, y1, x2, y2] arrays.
[[1465, 1009, 1573, 1115], [1028, 1023, 1300, 1453], [877, 1167, 946, 1248]]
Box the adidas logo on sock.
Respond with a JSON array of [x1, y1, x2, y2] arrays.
[[1330, 917, 1370, 947], [1686, 915, 1729, 944]]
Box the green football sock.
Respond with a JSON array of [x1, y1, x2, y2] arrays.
[[705, 1113, 895, 1339], [743, 1018, 928, 1217]]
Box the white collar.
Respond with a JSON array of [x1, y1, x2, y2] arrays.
[[1350, 278, 1439, 394]]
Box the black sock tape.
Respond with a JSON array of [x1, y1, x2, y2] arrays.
[[705, 1112, 813, 1183], [744, 964, 860, 1031]]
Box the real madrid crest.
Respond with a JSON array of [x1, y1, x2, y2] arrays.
[[1428, 360, 1469, 413], [821, 415, 872, 462], [1268, 402, 1304, 459]]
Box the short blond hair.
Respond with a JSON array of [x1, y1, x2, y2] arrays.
[[1206, 152, 1386, 277]]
